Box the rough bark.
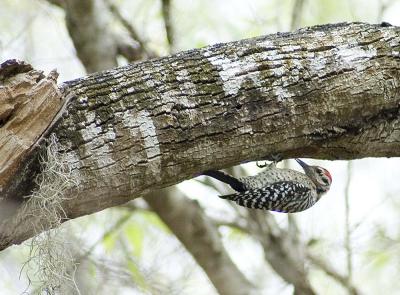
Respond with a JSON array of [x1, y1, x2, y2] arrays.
[[145, 188, 257, 295], [1, 22, 400, 250]]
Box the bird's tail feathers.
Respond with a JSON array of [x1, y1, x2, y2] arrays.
[[202, 170, 247, 192]]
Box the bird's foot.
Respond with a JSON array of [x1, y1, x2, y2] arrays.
[[257, 153, 283, 169], [269, 153, 283, 163], [256, 161, 268, 168]]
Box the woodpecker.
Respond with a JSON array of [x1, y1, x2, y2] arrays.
[[203, 159, 332, 213]]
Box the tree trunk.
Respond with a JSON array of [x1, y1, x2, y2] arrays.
[[0, 22, 399, 250]]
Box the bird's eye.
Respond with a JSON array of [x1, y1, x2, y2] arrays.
[[322, 178, 329, 185]]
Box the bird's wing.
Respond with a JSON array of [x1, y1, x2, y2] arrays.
[[219, 181, 313, 213]]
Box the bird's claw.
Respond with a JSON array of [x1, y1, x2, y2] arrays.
[[257, 154, 283, 169], [256, 161, 268, 168], [269, 153, 283, 163]]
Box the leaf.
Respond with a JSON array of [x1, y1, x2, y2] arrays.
[[136, 211, 171, 234], [365, 250, 391, 269], [127, 260, 147, 290], [102, 232, 117, 253], [124, 223, 144, 258], [88, 261, 97, 278], [227, 227, 246, 240]]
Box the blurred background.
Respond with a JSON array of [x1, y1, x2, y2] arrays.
[[1, 0, 400, 294]]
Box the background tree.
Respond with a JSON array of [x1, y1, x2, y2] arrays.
[[1, 0, 400, 294]]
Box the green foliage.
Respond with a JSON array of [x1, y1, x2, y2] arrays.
[[365, 250, 391, 269], [127, 260, 148, 290], [227, 227, 247, 240], [124, 222, 144, 258], [102, 231, 118, 253], [135, 210, 171, 234]]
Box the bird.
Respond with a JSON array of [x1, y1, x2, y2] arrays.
[[203, 159, 332, 213]]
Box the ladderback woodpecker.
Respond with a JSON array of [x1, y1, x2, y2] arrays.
[[203, 159, 332, 213]]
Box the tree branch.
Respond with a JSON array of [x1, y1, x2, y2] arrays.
[[47, 0, 149, 72], [105, 0, 156, 59], [1, 22, 400, 250], [161, 0, 175, 52], [290, 0, 306, 30], [246, 210, 316, 294], [145, 187, 258, 295], [344, 161, 353, 287], [62, 0, 119, 72], [307, 252, 360, 295]]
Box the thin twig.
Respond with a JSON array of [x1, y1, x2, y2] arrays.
[[105, 0, 154, 57], [290, 0, 306, 31], [307, 253, 360, 295], [78, 212, 132, 262], [212, 218, 249, 233], [377, 0, 395, 22], [161, 0, 175, 53], [344, 161, 353, 284]]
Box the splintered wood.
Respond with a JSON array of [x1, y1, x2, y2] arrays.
[[0, 60, 63, 196]]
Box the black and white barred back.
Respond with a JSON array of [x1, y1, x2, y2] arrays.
[[203, 159, 332, 213]]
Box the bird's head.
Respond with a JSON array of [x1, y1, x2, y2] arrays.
[[295, 159, 332, 193]]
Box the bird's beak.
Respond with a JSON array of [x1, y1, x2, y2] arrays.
[[295, 158, 311, 173]]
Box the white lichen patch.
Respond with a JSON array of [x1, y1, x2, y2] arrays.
[[109, 91, 119, 101], [204, 39, 304, 101], [146, 68, 200, 129], [79, 112, 116, 171], [382, 29, 396, 41], [331, 32, 345, 44], [205, 53, 261, 96], [137, 110, 161, 159], [121, 111, 139, 131], [126, 86, 135, 94], [268, 60, 296, 101], [256, 39, 276, 49], [91, 127, 117, 169], [176, 69, 197, 96], [121, 110, 161, 177], [274, 86, 293, 102], [85, 111, 96, 124], [93, 143, 116, 169], [63, 151, 82, 180], [104, 128, 116, 141], [337, 46, 377, 70], [239, 125, 254, 135], [80, 123, 102, 142], [178, 97, 196, 108], [309, 55, 328, 76], [78, 95, 88, 104], [146, 79, 155, 87], [313, 31, 326, 38], [271, 66, 285, 77], [281, 45, 302, 53]]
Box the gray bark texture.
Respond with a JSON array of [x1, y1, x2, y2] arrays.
[[1, 22, 400, 250]]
